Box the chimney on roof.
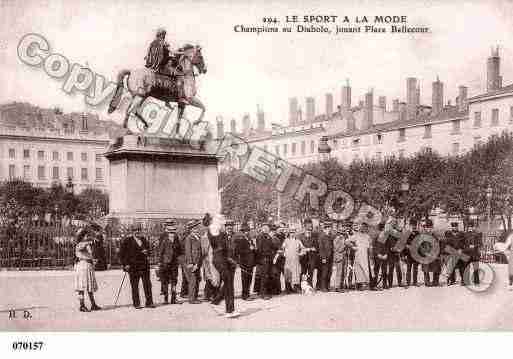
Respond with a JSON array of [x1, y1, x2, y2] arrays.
[[392, 99, 399, 112], [80, 112, 88, 132], [289, 97, 298, 126], [432, 76, 444, 115], [487, 45, 502, 92], [325, 93, 333, 117], [406, 77, 418, 120], [364, 89, 374, 129], [341, 79, 351, 111], [399, 102, 407, 122], [242, 113, 251, 134], [378, 96, 386, 111], [216, 116, 224, 138], [230, 118, 237, 133], [257, 104, 265, 131], [305, 97, 315, 123], [458, 86, 468, 112]]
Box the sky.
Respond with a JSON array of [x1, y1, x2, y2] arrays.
[[1, 0, 513, 128]]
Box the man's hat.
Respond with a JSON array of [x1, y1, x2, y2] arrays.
[[185, 219, 201, 231], [88, 222, 103, 232], [343, 220, 353, 227], [225, 219, 235, 227], [156, 27, 167, 36], [450, 222, 459, 228], [322, 221, 333, 228], [164, 219, 177, 231], [240, 222, 250, 232], [130, 222, 143, 232], [182, 43, 195, 51], [424, 219, 434, 228]]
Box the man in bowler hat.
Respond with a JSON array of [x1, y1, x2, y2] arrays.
[[120, 222, 155, 309]]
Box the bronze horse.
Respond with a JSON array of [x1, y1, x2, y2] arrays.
[[108, 45, 207, 133]]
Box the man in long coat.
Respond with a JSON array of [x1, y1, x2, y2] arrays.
[[256, 223, 276, 299], [183, 220, 203, 304], [445, 222, 466, 286], [318, 222, 334, 291], [157, 219, 182, 304], [120, 223, 155, 309], [298, 218, 318, 286], [463, 220, 483, 285], [403, 219, 420, 287], [233, 222, 256, 300]]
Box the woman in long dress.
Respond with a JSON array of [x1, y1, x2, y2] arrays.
[[74, 228, 101, 312], [494, 230, 513, 290], [282, 230, 305, 293], [201, 213, 220, 300], [349, 222, 371, 290]]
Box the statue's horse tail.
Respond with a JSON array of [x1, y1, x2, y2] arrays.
[[107, 69, 131, 114]]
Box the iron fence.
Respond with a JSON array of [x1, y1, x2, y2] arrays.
[[0, 225, 161, 270], [0, 225, 508, 270]]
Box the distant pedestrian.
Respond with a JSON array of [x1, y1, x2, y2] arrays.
[[74, 228, 101, 312]]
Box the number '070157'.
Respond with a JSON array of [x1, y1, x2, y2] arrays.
[[12, 342, 44, 351]]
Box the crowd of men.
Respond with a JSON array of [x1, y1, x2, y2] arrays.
[[116, 215, 484, 311]]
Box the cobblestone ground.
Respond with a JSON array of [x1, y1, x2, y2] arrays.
[[1, 264, 512, 331]]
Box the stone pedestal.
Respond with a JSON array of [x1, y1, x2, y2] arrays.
[[104, 135, 221, 222]]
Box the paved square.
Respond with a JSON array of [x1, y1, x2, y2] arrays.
[[1, 264, 512, 331]]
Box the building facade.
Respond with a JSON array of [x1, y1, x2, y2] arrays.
[[221, 47, 513, 168], [0, 102, 122, 193]]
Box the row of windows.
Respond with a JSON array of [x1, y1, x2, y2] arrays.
[[270, 140, 317, 157], [473, 107, 513, 128], [342, 110, 511, 148], [7, 165, 103, 182], [7, 149, 103, 162]]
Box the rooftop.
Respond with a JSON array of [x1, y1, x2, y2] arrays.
[[0, 102, 124, 139], [468, 83, 513, 102]]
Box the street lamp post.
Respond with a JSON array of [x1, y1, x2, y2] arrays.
[[317, 136, 332, 221], [486, 185, 493, 247], [400, 176, 410, 223]]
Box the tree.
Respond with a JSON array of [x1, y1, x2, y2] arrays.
[[76, 188, 109, 221]]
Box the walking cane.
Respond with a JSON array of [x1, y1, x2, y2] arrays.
[[114, 271, 127, 306]]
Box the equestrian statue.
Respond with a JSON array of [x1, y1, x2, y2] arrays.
[[108, 28, 207, 135]]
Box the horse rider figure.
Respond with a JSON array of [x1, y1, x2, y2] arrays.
[[145, 27, 173, 75], [174, 43, 197, 105]]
